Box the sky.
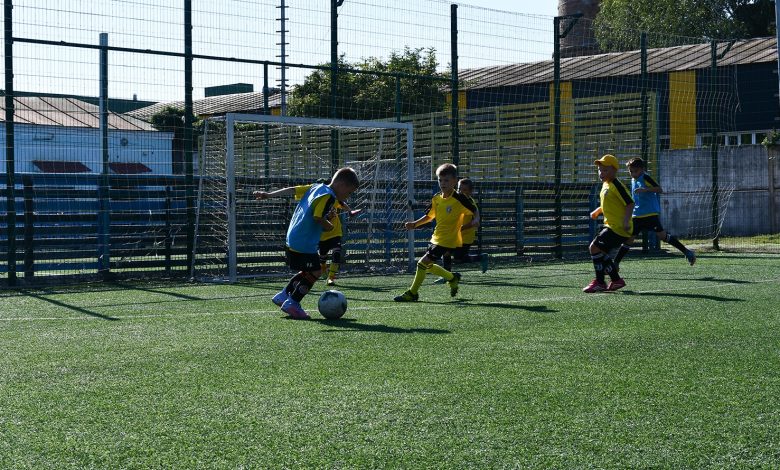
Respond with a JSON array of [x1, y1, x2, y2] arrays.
[[457, 0, 558, 17], [5, 0, 563, 101]]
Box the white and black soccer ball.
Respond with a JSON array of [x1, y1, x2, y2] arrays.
[[318, 289, 347, 320]]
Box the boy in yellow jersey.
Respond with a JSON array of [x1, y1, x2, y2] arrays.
[[319, 199, 361, 287], [433, 177, 488, 283], [584, 154, 634, 293], [253, 168, 359, 319], [394, 163, 477, 302]]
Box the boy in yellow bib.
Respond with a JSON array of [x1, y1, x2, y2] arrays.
[[394, 163, 477, 302]]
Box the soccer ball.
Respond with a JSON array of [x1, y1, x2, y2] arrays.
[[318, 289, 348, 320]]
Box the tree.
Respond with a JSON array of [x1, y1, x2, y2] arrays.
[[593, 0, 776, 52], [149, 106, 198, 174], [288, 47, 448, 120]]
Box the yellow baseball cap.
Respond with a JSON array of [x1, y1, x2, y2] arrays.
[[594, 154, 619, 169]]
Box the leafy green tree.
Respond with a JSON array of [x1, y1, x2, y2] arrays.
[[594, 0, 775, 52], [149, 106, 199, 174], [288, 47, 448, 120]]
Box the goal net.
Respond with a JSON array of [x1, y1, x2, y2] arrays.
[[191, 114, 417, 282]]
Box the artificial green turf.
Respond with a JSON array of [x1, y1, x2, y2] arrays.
[[1, 252, 779, 468]]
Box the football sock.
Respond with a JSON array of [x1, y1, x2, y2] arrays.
[[286, 271, 318, 302], [614, 244, 630, 265], [428, 263, 454, 281], [591, 253, 606, 283], [664, 233, 688, 254], [602, 255, 620, 281], [409, 262, 428, 294], [442, 255, 452, 271], [320, 263, 327, 276], [328, 263, 339, 279]]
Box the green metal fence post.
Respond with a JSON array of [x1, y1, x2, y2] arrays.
[[98, 33, 111, 276], [553, 14, 580, 259], [263, 62, 270, 178], [451, 3, 459, 167], [184, 0, 195, 274], [641, 32, 649, 162], [22, 175, 33, 279], [4, 0, 17, 286], [709, 39, 734, 251], [330, 0, 342, 171]]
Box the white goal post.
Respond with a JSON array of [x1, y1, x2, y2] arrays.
[[191, 113, 418, 282]]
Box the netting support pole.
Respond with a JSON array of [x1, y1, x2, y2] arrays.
[[4, 0, 16, 286], [710, 40, 720, 251], [263, 63, 270, 178], [709, 40, 734, 250], [450, 4, 459, 167], [330, 0, 341, 172], [98, 33, 111, 276], [184, 0, 195, 274], [553, 14, 580, 259], [640, 32, 649, 163], [226, 114, 237, 282]]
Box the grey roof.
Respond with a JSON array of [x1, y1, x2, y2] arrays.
[[128, 91, 283, 121], [459, 37, 777, 90], [0, 96, 157, 131]]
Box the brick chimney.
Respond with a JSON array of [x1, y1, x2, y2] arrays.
[[558, 0, 601, 57]]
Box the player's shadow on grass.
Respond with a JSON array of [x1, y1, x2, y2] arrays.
[[20, 290, 119, 321], [458, 299, 557, 313], [623, 291, 743, 302], [691, 276, 752, 284], [331, 284, 400, 294], [464, 279, 550, 289], [310, 317, 450, 335]]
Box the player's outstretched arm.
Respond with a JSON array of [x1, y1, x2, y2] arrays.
[[405, 215, 433, 230], [253, 186, 296, 200], [590, 207, 603, 219]]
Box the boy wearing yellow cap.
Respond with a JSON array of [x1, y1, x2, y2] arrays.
[[584, 154, 634, 293]]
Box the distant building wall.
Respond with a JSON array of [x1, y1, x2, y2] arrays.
[[659, 145, 780, 237], [0, 124, 173, 174]]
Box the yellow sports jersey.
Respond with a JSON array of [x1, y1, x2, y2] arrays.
[[294, 184, 343, 240], [600, 178, 634, 238], [460, 195, 478, 245], [320, 201, 344, 241], [426, 191, 477, 249]]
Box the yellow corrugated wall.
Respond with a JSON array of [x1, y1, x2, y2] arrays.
[[549, 81, 573, 147], [446, 90, 467, 111], [669, 70, 697, 149]]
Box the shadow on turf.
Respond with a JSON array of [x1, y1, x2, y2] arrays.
[[20, 290, 119, 321], [307, 317, 450, 334], [622, 291, 744, 302], [454, 299, 557, 313]]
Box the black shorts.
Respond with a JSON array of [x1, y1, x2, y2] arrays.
[[285, 247, 321, 271], [423, 243, 452, 261], [318, 236, 342, 256], [592, 227, 629, 253], [632, 215, 664, 236], [452, 243, 472, 261]]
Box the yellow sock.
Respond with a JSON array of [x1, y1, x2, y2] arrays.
[[328, 263, 339, 279], [409, 263, 428, 294], [320, 263, 327, 277], [428, 263, 454, 280]]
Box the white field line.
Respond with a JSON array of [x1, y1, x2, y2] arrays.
[[1, 276, 779, 323]]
